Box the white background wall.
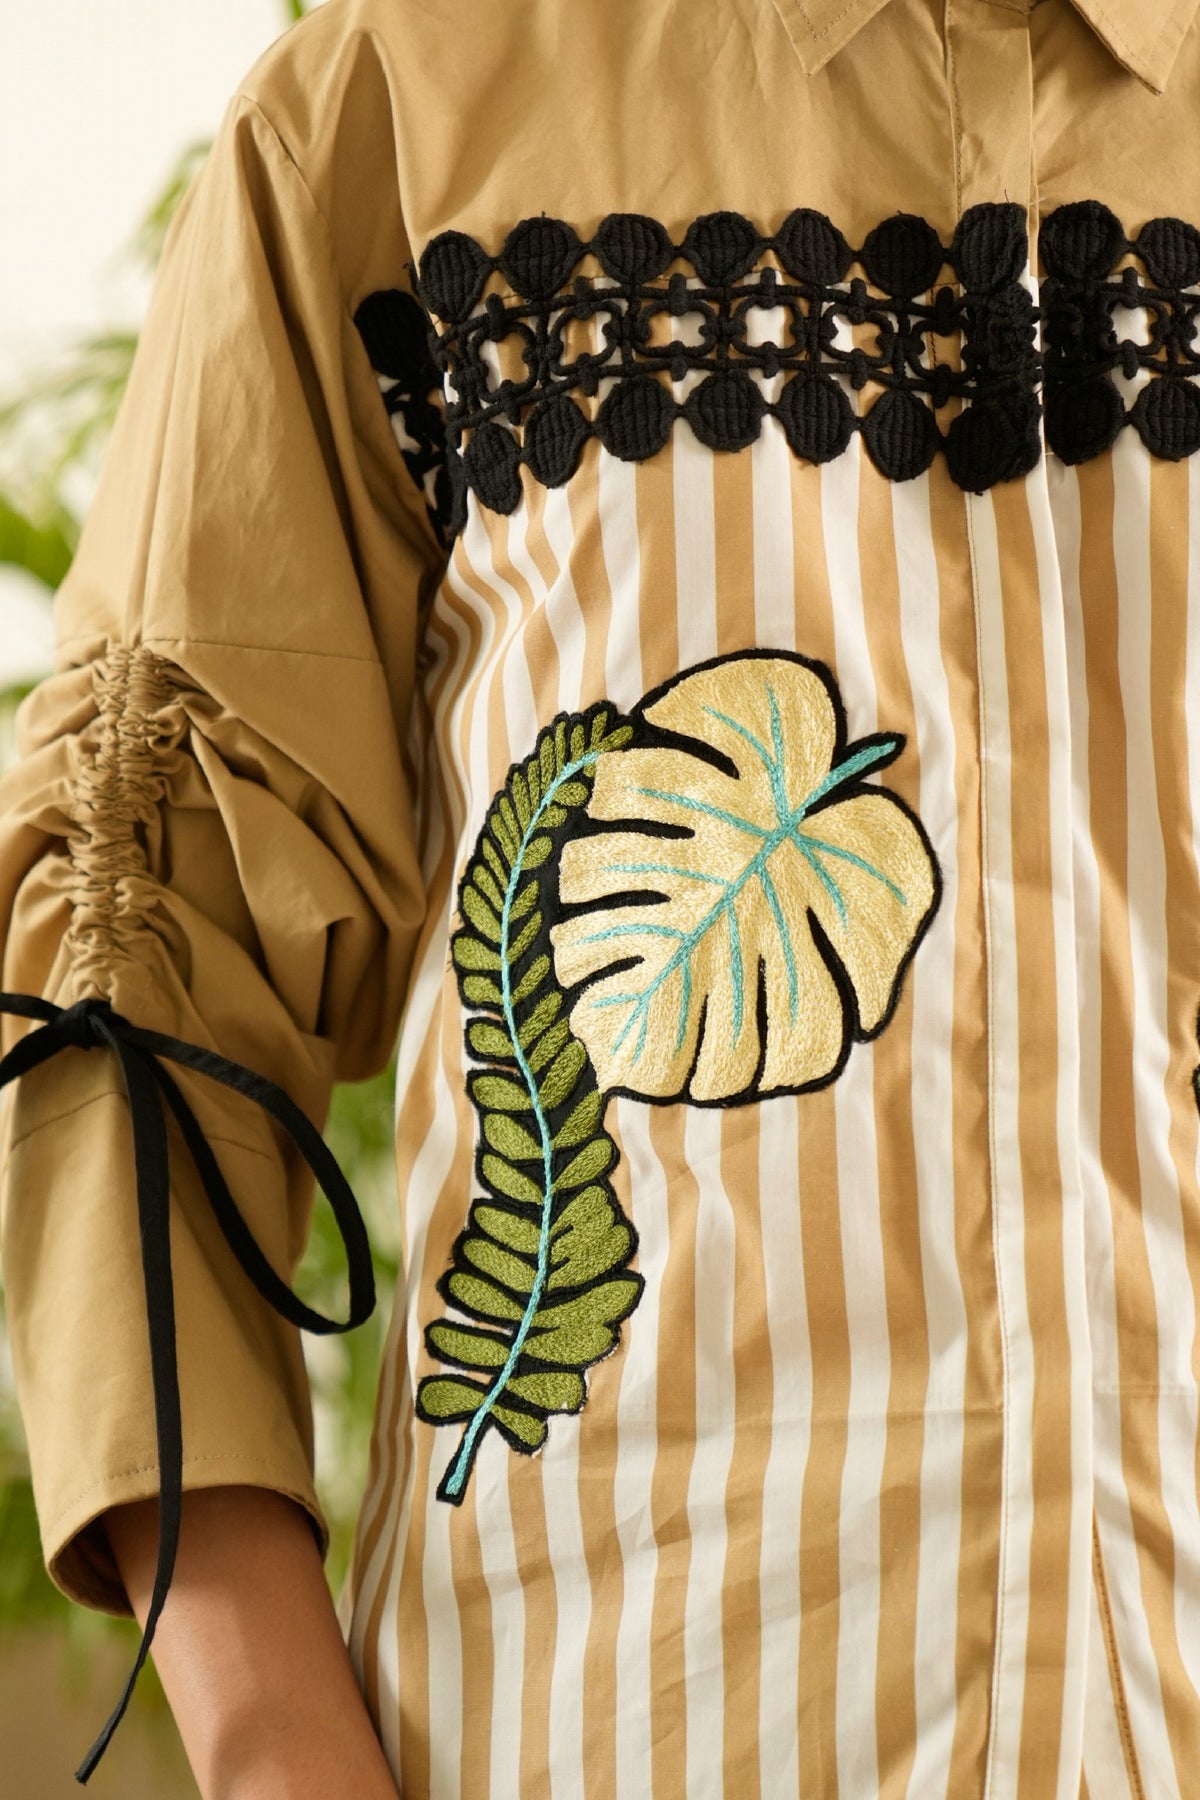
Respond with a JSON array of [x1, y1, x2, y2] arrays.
[[0, 1, 309, 682]]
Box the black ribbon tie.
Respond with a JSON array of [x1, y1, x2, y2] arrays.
[[0, 989, 376, 1785]]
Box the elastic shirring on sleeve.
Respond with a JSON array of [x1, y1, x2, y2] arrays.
[[63, 642, 188, 998]]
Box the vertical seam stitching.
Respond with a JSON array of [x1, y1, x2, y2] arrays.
[[1092, 1515, 1147, 1800]]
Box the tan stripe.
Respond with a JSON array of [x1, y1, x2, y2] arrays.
[[787, 453, 849, 1794], [987, 475, 1075, 1784], [924, 466, 1004, 1794], [796, 1079, 848, 1797], [856, 460, 926, 1795]]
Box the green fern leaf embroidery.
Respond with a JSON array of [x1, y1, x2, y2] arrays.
[[417, 701, 642, 1503]]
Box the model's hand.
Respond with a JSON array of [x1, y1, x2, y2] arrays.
[[102, 1484, 401, 1800]]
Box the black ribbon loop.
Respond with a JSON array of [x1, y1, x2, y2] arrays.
[[0, 989, 376, 1785]]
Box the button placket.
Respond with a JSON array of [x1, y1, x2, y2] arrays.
[[948, 2, 1094, 1793]]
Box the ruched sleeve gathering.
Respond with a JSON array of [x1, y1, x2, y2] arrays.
[[0, 53, 446, 1780]]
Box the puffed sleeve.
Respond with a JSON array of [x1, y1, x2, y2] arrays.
[[0, 76, 444, 1771]]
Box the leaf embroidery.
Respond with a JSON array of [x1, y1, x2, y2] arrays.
[[419, 650, 942, 1501], [416, 703, 644, 1504], [550, 650, 941, 1102]]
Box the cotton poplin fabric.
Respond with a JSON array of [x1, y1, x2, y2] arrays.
[[4, 1, 1200, 1794]]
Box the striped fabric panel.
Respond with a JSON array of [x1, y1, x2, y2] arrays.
[[337, 282, 1200, 1800], [1050, 408, 1200, 1798]]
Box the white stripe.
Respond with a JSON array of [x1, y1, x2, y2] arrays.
[[539, 482, 589, 711], [891, 473, 968, 1800], [751, 415, 805, 1800], [610, 1102, 670, 1800], [682, 1103, 736, 1795], [968, 490, 1033, 1800], [820, 438, 886, 1799], [671, 411, 719, 670], [751, 415, 799, 650], [598, 449, 644, 708], [1024, 450, 1093, 1800]]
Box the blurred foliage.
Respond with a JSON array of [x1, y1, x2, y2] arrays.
[[0, 0, 398, 1732]]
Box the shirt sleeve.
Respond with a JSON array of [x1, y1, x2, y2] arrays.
[[0, 87, 443, 1620]]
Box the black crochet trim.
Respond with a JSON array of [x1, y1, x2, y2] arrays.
[[356, 202, 1200, 531], [411, 205, 1040, 527], [352, 288, 457, 548], [1040, 202, 1200, 464]]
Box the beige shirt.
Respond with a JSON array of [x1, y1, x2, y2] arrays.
[[5, 0, 1200, 1793]]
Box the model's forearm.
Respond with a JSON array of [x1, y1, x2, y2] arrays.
[[101, 1485, 400, 1800]]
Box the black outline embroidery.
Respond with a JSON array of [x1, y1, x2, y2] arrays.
[[418, 650, 942, 1500], [354, 201, 1200, 534]]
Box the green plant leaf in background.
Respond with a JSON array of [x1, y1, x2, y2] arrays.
[[0, 491, 76, 588]]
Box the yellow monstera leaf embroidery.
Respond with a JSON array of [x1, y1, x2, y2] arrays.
[[549, 651, 940, 1103]]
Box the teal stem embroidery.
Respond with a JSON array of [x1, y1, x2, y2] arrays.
[[442, 750, 602, 1501]]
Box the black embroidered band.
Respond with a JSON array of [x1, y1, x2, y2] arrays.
[[353, 200, 1200, 535], [0, 990, 375, 1786], [354, 288, 456, 547], [1040, 202, 1200, 465]]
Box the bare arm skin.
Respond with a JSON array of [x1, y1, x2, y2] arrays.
[[102, 1485, 401, 1800]]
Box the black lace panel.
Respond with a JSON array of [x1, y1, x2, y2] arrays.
[[1040, 202, 1200, 465], [353, 201, 1200, 535], [353, 288, 457, 548]]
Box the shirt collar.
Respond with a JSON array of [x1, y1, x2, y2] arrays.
[[768, 0, 1200, 95]]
